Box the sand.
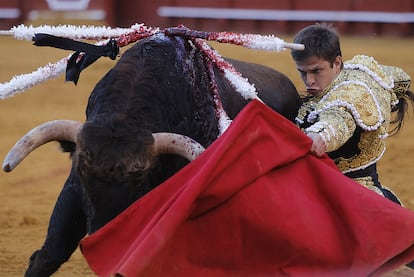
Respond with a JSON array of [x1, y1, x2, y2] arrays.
[[1, 34, 413, 276]]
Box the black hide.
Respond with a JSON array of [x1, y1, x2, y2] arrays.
[[25, 33, 300, 276]]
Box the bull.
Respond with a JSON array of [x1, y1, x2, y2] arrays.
[[3, 31, 300, 276]]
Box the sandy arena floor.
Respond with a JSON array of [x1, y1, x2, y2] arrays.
[[0, 32, 414, 276]]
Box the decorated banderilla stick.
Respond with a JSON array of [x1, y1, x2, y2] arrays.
[[0, 23, 160, 99], [0, 23, 304, 101], [0, 23, 304, 51], [164, 25, 305, 51]]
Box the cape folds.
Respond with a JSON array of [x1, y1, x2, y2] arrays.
[[80, 100, 414, 277]]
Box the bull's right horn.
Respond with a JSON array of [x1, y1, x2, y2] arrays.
[[152, 133, 205, 161], [3, 120, 83, 172]]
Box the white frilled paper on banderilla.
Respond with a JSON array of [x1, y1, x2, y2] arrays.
[[0, 24, 303, 117]]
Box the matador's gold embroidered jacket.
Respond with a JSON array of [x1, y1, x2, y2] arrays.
[[296, 55, 411, 178]]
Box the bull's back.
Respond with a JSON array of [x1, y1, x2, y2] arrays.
[[228, 58, 300, 122]]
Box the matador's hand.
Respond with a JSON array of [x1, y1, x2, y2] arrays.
[[306, 132, 327, 157]]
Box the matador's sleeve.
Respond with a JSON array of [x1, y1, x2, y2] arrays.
[[305, 106, 356, 152], [305, 81, 385, 152]]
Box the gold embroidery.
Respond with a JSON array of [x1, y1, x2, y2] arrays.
[[353, 177, 384, 196], [352, 177, 403, 205], [296, 55, 411, 174]]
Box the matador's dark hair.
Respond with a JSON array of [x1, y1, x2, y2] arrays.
[[291, 23, 342, 68]]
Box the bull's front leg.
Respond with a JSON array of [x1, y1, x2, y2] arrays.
[[25, 168, 87, 277]]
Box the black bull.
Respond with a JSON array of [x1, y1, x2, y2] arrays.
[[5, 33, 301, 276]]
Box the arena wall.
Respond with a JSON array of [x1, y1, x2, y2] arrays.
[[1, 0, 413, 36]]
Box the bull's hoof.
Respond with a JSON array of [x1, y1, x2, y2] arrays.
[[24, 250, 62, 277]]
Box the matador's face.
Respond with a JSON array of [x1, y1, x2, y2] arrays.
[[295, 55, 342, 96]]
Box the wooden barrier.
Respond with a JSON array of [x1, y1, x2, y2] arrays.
[[0, 0, 22, 29], [157, 0, 414, 36], [0, 0, 115, 28], [1, 0, 413, 36]]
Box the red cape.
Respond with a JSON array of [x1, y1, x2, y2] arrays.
[[80, 100, 414, 277]]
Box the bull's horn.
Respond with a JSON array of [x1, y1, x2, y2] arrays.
[[3, 120, 83, 172], [153, 133, 205, 161]]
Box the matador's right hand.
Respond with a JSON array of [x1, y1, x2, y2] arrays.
[[306, 132, 327, 157]]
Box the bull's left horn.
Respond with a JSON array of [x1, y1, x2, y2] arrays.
[[3, 120, 83, 172], [153, 133, 205, 161]]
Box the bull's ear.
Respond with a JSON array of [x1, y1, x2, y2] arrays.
[[58, 140, 76, 154]]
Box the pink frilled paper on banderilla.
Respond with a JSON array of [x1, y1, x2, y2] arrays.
[[80, 100, 414, 277]]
